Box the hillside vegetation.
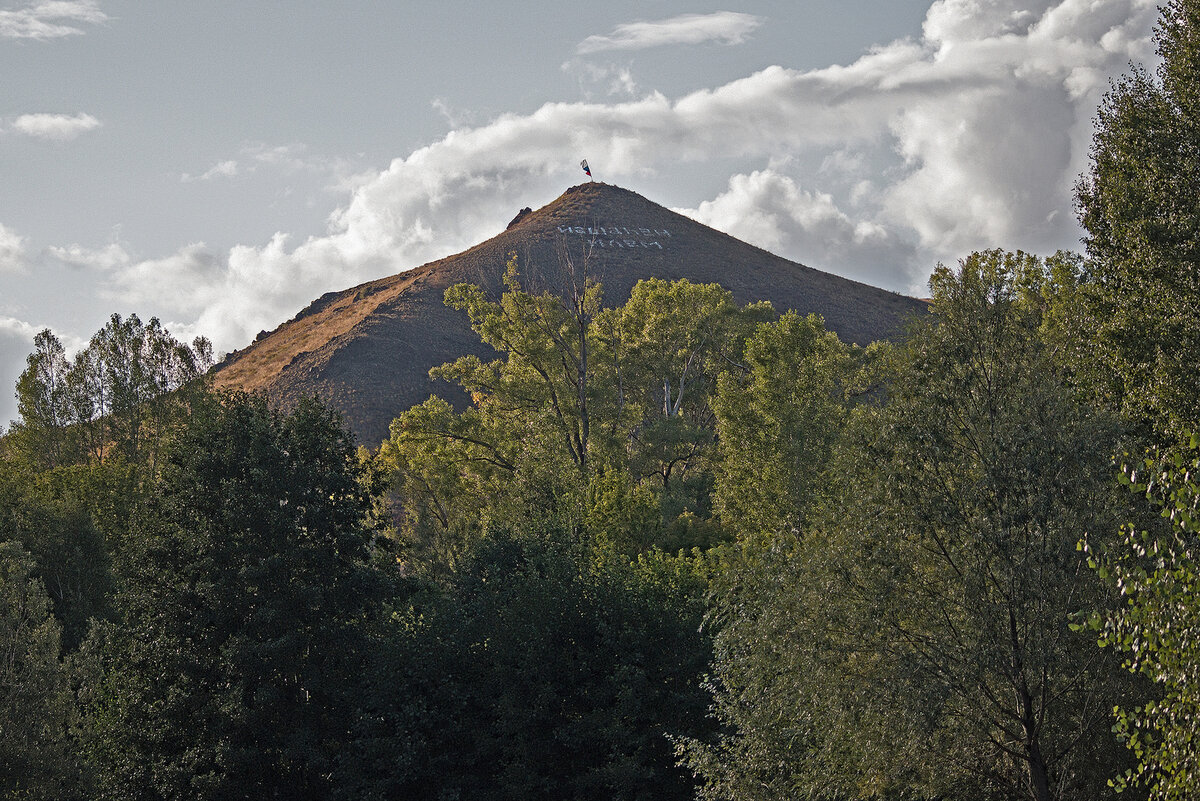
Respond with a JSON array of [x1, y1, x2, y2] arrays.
[[4, 2, 1200, 799]]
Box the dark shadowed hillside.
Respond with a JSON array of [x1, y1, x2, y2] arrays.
[[213, 182, 925, 444]]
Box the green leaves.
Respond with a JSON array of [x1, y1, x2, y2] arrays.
[[0, 541, 85, 799], [1091, 439, 1200, 800], [7, 315, 213, 471], [78, 392, 384, 800], [1075, 0, 1200, 446], [694, 251, 1134, 801], [713, 311, 850, 540], [379, 261, 773, 568]]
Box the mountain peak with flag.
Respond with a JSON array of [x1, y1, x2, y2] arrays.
[[213, 181, 925, 443]]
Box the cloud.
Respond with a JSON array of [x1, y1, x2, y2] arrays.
[[0, 223, 28, 273], [577, 11, 764, 53], [432, 98, 478, 129], [47, 241, 129, 270], [92, 0, 1158, 356], [680, 170, 922, 289], [562, 60, 639, 98], [181, 160, 239, 183], [178, 143, 364, 193], [0, 0, 106, 40], [10, 112, 101, 140]]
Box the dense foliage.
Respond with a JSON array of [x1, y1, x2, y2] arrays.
[[1082, 442, 1200, 801], [1071, 3, 1200, 799], [686, 252, 1138, 801], [75, 393, 384, 800], [377, 256, 770, 572], [1074, 0, 1200, 446]]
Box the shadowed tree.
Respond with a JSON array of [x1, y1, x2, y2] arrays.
[[77, 392, 385, 801], [687, 252, 1138, 801]]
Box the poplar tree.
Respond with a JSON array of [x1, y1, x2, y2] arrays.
[[1075, 0, 1200, 445]]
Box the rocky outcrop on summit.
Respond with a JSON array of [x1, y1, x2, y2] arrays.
[[213, 182, 925, 444]]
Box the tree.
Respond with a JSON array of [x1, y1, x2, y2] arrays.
[[689, 252, 1137, 801], [437, 253, 602, 479], [379, 265, 769, 569], [1082, 439, 1200, 801], [11, 331, 72, 470], [348, 529, 714, 801], [0, 541, 85, 799], [1075, 0, 1200, 445], [0, 461, 111, 651], [77, 392, 386, 800], [713, 311, 851, 540], [1072, 6, 1200, 795], [605, 278, 771, 493], [7, 315, 212, 470]]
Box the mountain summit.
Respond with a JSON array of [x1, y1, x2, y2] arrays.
[[213, 182, 925, 444]]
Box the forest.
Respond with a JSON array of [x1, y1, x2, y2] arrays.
[[3, 2, 1200, 799]]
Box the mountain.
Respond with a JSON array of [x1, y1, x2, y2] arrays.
[[212, 182, 926, 445]]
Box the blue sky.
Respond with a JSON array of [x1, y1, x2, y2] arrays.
[[0, 0, 1161, 425]]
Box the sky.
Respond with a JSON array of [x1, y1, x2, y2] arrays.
[[0, 0, 1163, 426]]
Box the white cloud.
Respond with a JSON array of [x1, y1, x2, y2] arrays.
[[10, 112, 101, 141], [107, 243, 224, 315], [562, 59, 640, 98], [0, 0, 106, 40], [93, 0, 1159, 356], [577, 11, 763, 53], [679, 170, 922, 289], [47, 241, 129, 270], [181, 160, 239, 183], [0, 223, 28, 273], [432, 98, 478, 129], [177, 143, 363, 193], [923, 0, 1054, 45], [0, 316, 41, 341]]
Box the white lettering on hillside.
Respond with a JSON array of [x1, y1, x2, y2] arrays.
[[556, 223, 671, 250]]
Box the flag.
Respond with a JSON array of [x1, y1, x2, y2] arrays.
[[581, 159, 592, 178]]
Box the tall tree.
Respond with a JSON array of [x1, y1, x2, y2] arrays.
[[1073, 6, 1200, 796], [1075, 0, 1200, 445], [11, 331, 72, 470], [77, 392, 385, 800], [7, 316, 212, 469], [0, 541, 85, 799], [688, 252, 1137, 801], [379, 266, 768, 569], [713, 311, 851, 540], [1084, 439, 1200, 801]]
